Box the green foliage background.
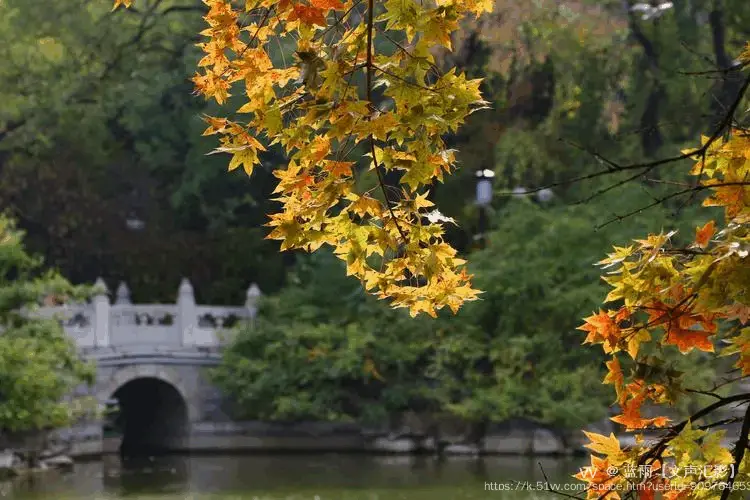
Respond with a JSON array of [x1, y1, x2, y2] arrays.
[[214, 181, 717, 429]]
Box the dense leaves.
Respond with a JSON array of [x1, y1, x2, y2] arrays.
[[211, 250, 483, 424], [115, 0, 493, 316], [576, 71, 750, 500], [0, 216, 94, 435]]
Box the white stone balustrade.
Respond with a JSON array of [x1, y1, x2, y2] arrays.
[[35, 278, 261, 350]]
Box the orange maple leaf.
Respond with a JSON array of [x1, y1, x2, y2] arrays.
[[647, 304, 716, 354], [325, 160, 355, 178], [603, 357, 624, 402], [614, 307, 630, 324], [575, 455, 622, 499], [703, 183, 746, 218], [637, 470, 669, 500], [289, 4, 327, 26], [664, 326, 714, 354], [202, 116, 230, 136], [695, 220, 715, 248], [347, 195, 384, 218], [574, 455, 614, 485], [310, 0, 345, 9], [309, 136, 331, 162], [579, 310, 621, 352], [612, 392, 671, 430], [638, 486, 655, 500]]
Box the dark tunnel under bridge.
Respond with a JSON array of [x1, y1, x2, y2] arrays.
[[105, 377, 189, 456]]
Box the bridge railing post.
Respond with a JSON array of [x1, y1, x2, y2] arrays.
[[115, 281, 132, 305], [245, 283, 261, 329], [93, 278, 110, 348], [178, 278, 196, 346]]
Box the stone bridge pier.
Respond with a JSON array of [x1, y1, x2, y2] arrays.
[[96, 361, 219, 454], [43, 278, 262, 457]]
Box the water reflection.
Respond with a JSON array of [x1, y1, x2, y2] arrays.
[[105, 454, 189, 496], [4, 453, 586, 500]]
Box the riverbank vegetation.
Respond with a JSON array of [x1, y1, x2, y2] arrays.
[[0, 216, 95, 467]]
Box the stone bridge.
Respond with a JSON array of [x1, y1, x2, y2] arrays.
[[38, 278, 262, 456]]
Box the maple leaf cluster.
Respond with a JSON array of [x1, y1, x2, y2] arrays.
[[577, 125, 750, 498], [114, 0, 492, 317]]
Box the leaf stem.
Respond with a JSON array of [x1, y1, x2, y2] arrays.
[[365, 0, 407, 243]]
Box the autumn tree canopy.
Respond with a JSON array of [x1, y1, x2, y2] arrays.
[[574, 45, 750, 498], [115, 0, 493, 317]]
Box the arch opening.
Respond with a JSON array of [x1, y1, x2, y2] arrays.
[[107, 377, 188, 456]]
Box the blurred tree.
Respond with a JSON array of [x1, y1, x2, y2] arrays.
[[0, 216, 95, 462], [0, 0, 288, 302], [213, 179, 717, 435]]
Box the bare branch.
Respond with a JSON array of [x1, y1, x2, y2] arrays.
[[720, 404, 750, 500]]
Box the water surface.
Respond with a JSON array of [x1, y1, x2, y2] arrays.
[[3, 454, 587, 500]]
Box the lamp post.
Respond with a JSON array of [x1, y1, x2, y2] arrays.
[[475, 169, 495, 248], [125, 212, 145, 231], [245, 283, 261, 328]]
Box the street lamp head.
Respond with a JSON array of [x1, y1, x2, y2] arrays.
[[535, 188, 554, 204], [475, 169, 495, 207], [125, 214, 145, 231]]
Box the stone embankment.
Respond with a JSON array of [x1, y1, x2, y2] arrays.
[[0, 432, 76, 479], [363, 415, 615, 457], [184, 415, 615, 457], [0, 450, 74, 479]]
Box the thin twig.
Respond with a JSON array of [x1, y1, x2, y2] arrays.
[[638, 393, 750, 467], [538, 462, 586, 500], [504, 73, 750, 213], [312, 0, 363, 42], [720, 404, 750, 500]]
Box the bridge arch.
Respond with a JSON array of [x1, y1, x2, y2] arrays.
[[99, 365, 198, 455]]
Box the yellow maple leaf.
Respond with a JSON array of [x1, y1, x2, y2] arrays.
[[413, 191, 434, 209], [740, 42, 750, 63], [346, 194, 383, 218], [112, 0, 132, 9], [627, 329, 651, 359], [363, 357, 386, 382], [582, 431, 626, 466]]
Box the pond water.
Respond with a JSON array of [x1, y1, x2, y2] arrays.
[[2, 454, 587, 500]]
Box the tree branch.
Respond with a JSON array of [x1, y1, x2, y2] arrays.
[[720, 403, 750, 500], [365, 0, 407, 243]]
